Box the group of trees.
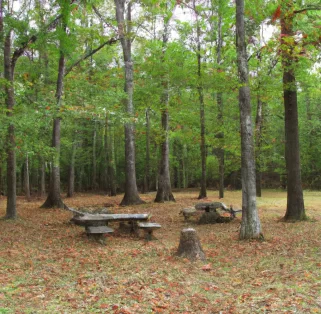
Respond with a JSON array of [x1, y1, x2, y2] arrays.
[[1, 0, 321, 238]]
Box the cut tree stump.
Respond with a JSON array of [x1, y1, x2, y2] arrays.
[[176, 228, 206, 261]]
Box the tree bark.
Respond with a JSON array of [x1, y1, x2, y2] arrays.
[[4, 30, 17, 219], [216, 13, 225, 199], [24, 154, 31, 201], [236, 0, 263, 240], [155, 14, 175, 203], [194, 5, 207, 200], [67, 141, 77, 197], [176, 228, 206, 261], [92, 122, 98, 190], [114, 0, 144, 205], [39, 157, 46, 197], [143, 108, 151, 193], [281, 4, 306, 221], [41, 32, 66, 208], [255, 94, 263, 197]]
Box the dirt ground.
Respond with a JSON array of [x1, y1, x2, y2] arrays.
[[0, 189, 320, 313]]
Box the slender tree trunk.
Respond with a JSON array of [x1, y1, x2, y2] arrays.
[[255, 94, 263, 197], [40, 157, 46, 197], [281, 5, 305, 221], [155, 15, 175, 203], [195, 9, 207, 200], [109, 124, 117, 196], [143, 108, 151, 193], [236, 0, 263, 240], [155, 107, 175, 202], [41, 35, 65, 208], [92, 122, 98, 190], [67, 141, 77, 197], [114, 0, 144, 205], [217, 13, 225, 199], [4, 30, 17, 219], [24, 154, 31, 201]]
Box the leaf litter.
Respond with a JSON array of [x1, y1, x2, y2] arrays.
[[0, 190, 320, 313]]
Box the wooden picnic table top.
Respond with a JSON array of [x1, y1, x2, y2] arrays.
[[71, 213, 150, 226]]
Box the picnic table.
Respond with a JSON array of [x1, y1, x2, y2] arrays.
[[70, 211, 161, 242]]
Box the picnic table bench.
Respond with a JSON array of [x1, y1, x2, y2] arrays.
[[70, 211, 161, 242]]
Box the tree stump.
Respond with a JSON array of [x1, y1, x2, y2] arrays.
[[176, 228, 206, 261]]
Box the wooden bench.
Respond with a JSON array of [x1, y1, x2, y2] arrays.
[[137, 222, 161, 241]]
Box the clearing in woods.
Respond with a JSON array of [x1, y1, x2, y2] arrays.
[[0, 189, 320, 313]]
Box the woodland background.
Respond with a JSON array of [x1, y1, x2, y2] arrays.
[[1, 0, 321, 202]]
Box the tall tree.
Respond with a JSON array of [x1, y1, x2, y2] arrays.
[[193, 1, 207, 200], [280, 1, 306, 221], [154, 7, 175, 203], [114, 0, 144, 205], [235, 0, 263, 240], [41, 6, 68, 208]]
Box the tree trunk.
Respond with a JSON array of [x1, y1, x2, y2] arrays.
[[114, 0, 144, 205], [40, 157, 46, 197], [92, 122, 98, 191], [109, 125, 117, 196], [41, 36, 66, 208], [217, 13, 225, 199], [155, 108, 175, 202], [143, 108, 151, 193], [236, 0, 263, 240], [195, 10, 207, 200], [255, 94, 263, 197], [281, 6, 305, 221], [155, 15, 175, 203], [67, 141, 77, 197], [4, 30, 17, 219], [24, 154, 31, 201]]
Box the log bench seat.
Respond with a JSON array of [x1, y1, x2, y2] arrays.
[[180, 208, 198, 221], [84, 225, 114, 244], [137, 222, 161, 241]]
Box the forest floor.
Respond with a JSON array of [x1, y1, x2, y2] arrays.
[[0, 189, 320, 314]]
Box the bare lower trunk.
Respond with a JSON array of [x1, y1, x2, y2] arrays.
[[41, 46, 65, 208], [24, 154, 31, 201], [255, 95, 263, 197], [67, 141, 77, 197], [4, 31, 17, 219], [236, 0, 263, 240], [155, 108, 175, 202], [40, 157, 46, 197], [217, 92, 224, 199], [41, 118, 64, 208], [217, 12, 224, 199], [143, 108, 151, 193], [92, 122, 98, 190], [281, 8, 305, 221]]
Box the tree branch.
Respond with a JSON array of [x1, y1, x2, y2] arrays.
[[92, 5, 118, 33], [65, 37, 119, 76], [294, 6, 321, 14], [11, 14, 62, 69]]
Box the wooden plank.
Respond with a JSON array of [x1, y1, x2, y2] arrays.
[[72, 213, 150, 226], [138, 222, 161, 230], [86, 226, 114, 234]]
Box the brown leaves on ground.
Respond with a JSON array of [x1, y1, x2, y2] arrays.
[[0, 189, 321, 313]]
